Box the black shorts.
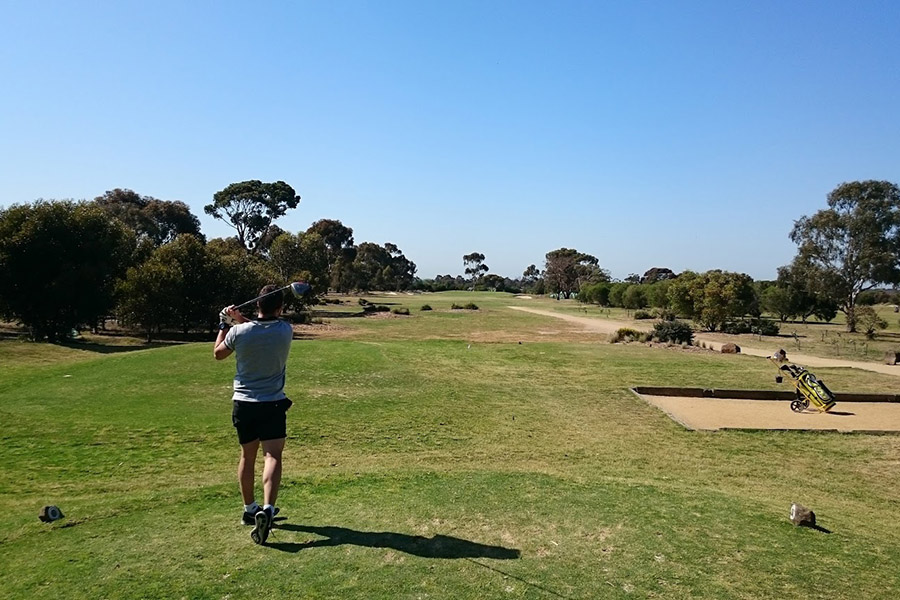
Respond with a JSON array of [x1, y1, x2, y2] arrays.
[[232, 398, 293, 445]]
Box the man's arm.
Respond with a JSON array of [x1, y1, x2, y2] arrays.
[[213, 305, 246, 360], [214, 327, 233, 360]]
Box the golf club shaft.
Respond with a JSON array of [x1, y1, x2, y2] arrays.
[[234, 285, 291, 311]]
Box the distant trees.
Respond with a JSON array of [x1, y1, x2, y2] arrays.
[[0, 201, 135, 340], [342, 242, 417, 292], [787, 180, 900, 332], [269, 231, 330, 294], [666, 270, 755, 331], [307, 219, 356, 291], [204, 180, 301, 255], [95, 188, 203, 246], [544, 248, 609, 297], [641, 267, 676, 284], [463, 253, 489, 286]]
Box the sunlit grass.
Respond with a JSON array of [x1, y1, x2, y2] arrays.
[[2, 293, 899, 598]]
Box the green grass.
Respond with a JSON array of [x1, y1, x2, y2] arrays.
[[2, 293, 900, 598]]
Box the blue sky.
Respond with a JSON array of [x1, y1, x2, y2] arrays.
[[1, 1, 898, 281]]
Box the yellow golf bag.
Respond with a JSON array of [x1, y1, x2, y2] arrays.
[[769, 350, 836, 413]]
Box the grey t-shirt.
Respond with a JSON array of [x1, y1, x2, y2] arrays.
[[224, 318, 293, 402]]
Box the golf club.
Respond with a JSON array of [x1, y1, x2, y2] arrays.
[[234, 281, 310, 311]]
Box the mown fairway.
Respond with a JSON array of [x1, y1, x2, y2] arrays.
[[2, 293, 899, 599]]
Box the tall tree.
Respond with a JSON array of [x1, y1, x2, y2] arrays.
[[463, 252, 488, 285], [269, 231, 330, 294], [0, 200, 135, 340], [306, 219, 355, 291], [204, 180, 300, 255], [544, 248, 607, 296], [789, 180, 900, 332], [384, 242, 417, 291], [95, 188, 202, 245]]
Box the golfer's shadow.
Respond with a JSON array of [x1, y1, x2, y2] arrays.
[[268, 523, 520, 559]]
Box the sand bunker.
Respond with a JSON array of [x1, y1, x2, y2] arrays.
[[634, 390, 900, 433]]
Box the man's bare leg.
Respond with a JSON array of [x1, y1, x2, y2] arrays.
[[261, 437, 285, 508], [238, 439, 260, 505]]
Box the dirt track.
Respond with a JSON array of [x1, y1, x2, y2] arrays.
[[508, 306, 900, 377]]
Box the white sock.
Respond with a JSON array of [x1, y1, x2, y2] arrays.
[[244, 502, 260, 513], [263, 504, 274, 513]]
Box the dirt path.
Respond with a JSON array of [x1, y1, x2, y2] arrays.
[[508, 306, 900, 377]]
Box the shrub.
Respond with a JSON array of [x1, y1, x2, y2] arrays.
[[752, 319, 780, 336], [464, 303, 479, 310], [857, 306, 888, 339], [358, 298, 369, 306], [721, 320, 752, 335], [652, 320, 693, 345], [634, 310, 653, 320], [374, 305, 390, 312], [287, 312, 311, 324], [392, 307, 410, 315], [610, 327, 643, 343], [653, 308, 677, 321], [420, 304, 432, 311], [451, 303, 463, 310]]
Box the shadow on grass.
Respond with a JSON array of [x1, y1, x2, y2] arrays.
[[310, 310, 368, 319], [268, 524, 520, 559], [57, 340, 181, 354]]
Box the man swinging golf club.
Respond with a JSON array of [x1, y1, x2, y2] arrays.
[[214, 283, 304, 545]]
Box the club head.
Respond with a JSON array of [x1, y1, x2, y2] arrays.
[[290, 282, 310, 298]]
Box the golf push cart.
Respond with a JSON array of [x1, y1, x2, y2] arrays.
[[768, 349, 837, 413]]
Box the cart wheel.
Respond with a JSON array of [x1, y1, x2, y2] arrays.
[[790, 399, 805, 413]]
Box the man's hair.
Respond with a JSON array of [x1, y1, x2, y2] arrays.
[[257, 284, 285, 316]]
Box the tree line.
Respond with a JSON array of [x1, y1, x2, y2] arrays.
[[573, 181, 900, 336], [0, 182, 417, 341], [2, 179, 897, 340]]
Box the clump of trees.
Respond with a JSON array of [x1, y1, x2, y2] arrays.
[[787, 180, 900, 332], [0, 181, 419, 341], [0, 201, 135, 341]]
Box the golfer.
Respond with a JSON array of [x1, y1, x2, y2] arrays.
[[214, 284, 294, 545]]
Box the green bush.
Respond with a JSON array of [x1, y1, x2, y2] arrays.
[[287, 312, 311, 324], [653, 308, 677, 321], [634, 310, 653, 320], [374, 305, 390, 312], [464, 303, 479, 310], [721, 320, 752, 334], [420, 304, 432, 311], [451, 303, 463, 310], [392, 307, 410, 315], [610, 328, 643, 343], [752, 319, 780, 336], [652, 320, 693, 345]]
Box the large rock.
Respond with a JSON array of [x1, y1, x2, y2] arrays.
[[721, 342, 741, 354], [885, 351, 899, 365], [790, 503, 816, 527]]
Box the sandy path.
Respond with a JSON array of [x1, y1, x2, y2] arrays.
[[637, 394, 900, 432], [508, 306, 900, 377]]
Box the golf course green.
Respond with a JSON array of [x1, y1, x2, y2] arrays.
[[2, 292, 899, 599]]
